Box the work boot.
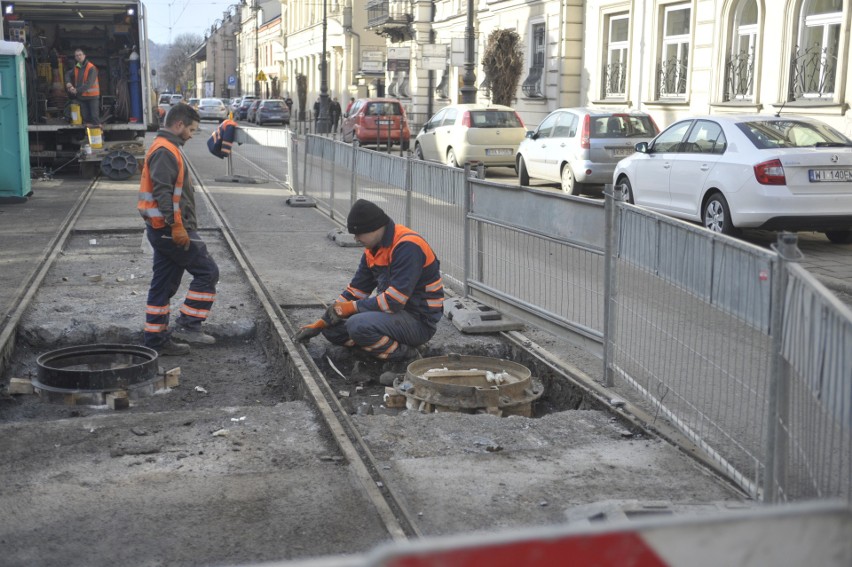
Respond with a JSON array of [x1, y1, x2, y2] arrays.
[[155, 339, 191, 356], [173, 325, 216, 345]]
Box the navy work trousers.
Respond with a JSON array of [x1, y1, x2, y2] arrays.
[[322, 309, 436, 360], [144, 225, 219, 348]]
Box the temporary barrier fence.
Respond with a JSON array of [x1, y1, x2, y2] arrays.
[[287, 131, 851, 504]]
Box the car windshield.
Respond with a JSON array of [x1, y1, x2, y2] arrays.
[[590, 115, 657, 138], [366, 102, 401, 116], [468, 110, 522, 128], [737, 119, 852, 149], [263, 101, 285, 110]]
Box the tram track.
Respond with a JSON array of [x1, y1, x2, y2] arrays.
[[186, 160, 423, 540]]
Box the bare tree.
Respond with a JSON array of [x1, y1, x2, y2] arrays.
[[160, 33, 203, 93], [482, 29, 524, 106]]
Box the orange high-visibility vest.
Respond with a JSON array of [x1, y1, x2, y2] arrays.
[[74, 61, 100, 97], [137, 137, 185, 229]]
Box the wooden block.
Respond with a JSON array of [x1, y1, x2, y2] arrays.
[[107, 391, 130, 410], [383, 387, 407, 408], [7, 377, 34, 395], [165, 367, 181, 388]]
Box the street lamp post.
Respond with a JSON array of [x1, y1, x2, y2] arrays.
[[316, 0, 331, 133], [253, 0, 260, 97], [460, 0, 477, 103]]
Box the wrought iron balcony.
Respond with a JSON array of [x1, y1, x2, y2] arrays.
[[602, 61, 626, 99], [656, 55, 688, 99], [367, 0, 413, 41], [789, 43, 837, 101], [521, 65, 543, 98], [723, 51, 754, 101]]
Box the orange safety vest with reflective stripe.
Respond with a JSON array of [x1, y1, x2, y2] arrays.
[[342, 223, 444, 322], [74, 61, 100, 97], [137, 137, 185, 229]]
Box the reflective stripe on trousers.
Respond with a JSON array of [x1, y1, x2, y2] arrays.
[[144, 225, 219, 347]]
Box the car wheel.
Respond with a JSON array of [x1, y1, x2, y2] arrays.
[[414, 144, 424, 160], [518, 156, 530, 186], [447, 148, 460, 168], [560, 164, 582, 195], [825, 230, 852, 244], [702, 192, 738, 236], [617, 176, 635, 204]]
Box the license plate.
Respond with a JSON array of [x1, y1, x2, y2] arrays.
[[809, 169, 852, 182], [612, 148, 633, 157], [485, 148, 512, 156], [377, 120, 393, 125]]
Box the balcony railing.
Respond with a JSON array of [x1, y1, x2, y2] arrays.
[[603, 61, 626, 98], [789, 43, 837, 100], [723, 51, 755, 101], [656, 55, 688, 99], [521, 65, 543, 98], [367, 0, 412, 33]]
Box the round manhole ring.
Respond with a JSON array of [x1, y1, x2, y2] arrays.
[[398, 354, 544, 414], [35, 344, 159, 392]]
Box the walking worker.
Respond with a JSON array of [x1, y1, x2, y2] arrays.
[[295, 199, 444, 361], [137, 103, 219, 356], [64, 48, 100, 126]]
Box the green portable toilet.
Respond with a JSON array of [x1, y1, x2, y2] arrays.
[[0, 40, 31, 203]]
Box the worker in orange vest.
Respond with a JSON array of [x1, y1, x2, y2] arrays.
[[65, 48, 100, 126]]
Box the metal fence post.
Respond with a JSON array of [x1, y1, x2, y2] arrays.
[[302, 134, 309, 197], [404, 152, 412, 227], [476, 163, 485, 179], [603, 183, 624, 388], [289, 133, 299, 194], [764, 232, 802, 502], [350, 143, 358, 208], [328, 139, 336, 221], [463, 163, 472, 298]]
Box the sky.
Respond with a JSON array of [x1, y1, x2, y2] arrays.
[[144, 0, 238, 45]]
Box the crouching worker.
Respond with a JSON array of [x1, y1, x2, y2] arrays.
[[295, 199, 444, 361], [138, 103, 219, 356]]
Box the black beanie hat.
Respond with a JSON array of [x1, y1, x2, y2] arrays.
[[347, 199, 390, 234]]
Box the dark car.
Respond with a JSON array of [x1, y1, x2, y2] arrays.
[[255, 99, 290, 126], [246, 99, 262, 123], [237, 97, 256, 120], [341, 98, 410, 149]]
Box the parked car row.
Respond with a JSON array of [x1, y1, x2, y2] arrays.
[[190, 93, 852, 242], [408, 101, 852, 243]]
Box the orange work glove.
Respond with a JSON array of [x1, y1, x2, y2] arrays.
[[325, 301, 358, 325], [294, 318, 327, 342], [171, 224, 190, 250]]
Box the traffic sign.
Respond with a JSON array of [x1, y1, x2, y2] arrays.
[[228, 75, 236, 86], [256, 70, 267, 81]]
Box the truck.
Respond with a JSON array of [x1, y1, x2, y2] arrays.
[[0, 0, 155, 178]]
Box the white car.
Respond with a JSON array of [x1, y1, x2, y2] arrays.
[[413, 104, 527, 168], [516, 108, 658, 194], [197, 98, 228, 122], [613, 114, 852, 243]]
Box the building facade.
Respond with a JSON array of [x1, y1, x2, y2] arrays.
[[196, 0, 851, 135], [582, 0, 852, 135]]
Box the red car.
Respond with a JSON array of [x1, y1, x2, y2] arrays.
[[341, 98, 410, 150]]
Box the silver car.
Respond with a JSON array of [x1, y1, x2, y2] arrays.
[[516, 108, 659, 194], [197, 98, 229, 122]]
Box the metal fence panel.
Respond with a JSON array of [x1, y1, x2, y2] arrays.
[[226, 127, 290, 187], [775, 265, 852, 501]]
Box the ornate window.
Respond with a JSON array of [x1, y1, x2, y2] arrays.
[[657, 4, 691, 99], [522, 22, 546, 98], [724, 0, 758, 101], [603, 13, 629, 99], [791, 0, 842, 100]]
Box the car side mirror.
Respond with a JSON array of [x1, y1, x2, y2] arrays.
[[424, 122, 432, 132], [635, 142, 649, 154], [525, 130, 535, 139]]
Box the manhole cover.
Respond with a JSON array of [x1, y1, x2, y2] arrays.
[[34, 344, 160, 405], [394, 353, 543, 416]]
